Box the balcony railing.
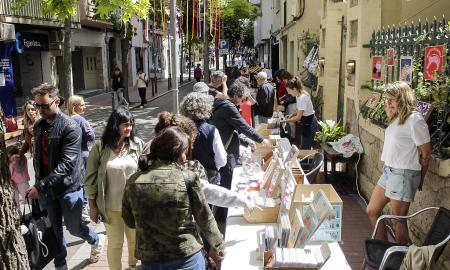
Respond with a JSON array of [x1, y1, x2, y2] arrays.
[[0, 0, 80, 27]]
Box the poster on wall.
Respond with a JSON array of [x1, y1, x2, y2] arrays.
[[424, 45, 445, 80], [399, 56, 413, 85], [371, 56, 384, 80], [386, 48, 395, 66], [0, 42, 17, 117]]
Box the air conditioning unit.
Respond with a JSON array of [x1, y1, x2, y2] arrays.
[[0, 23, 16, 41]]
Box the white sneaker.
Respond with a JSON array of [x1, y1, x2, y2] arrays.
[[140, 105, 144, 109], [90, 234, 106, 263], [82, 209, 91, 223], [55, 264, 68, 270]]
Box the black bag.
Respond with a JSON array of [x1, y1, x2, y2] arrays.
[[22, 199, 62, 269]]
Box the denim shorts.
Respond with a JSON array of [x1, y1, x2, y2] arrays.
[[377, 165, 421, 203]]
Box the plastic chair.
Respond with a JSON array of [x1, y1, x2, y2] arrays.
[[298, 152, 324, 184], [362, 207, 450, 270]]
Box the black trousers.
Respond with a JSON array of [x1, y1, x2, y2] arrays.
[[138, 87, 147, 105], [214, 154, 237, 222]]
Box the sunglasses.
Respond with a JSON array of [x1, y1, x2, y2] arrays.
[[34, 99, 56, 110]]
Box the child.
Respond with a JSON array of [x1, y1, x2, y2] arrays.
[[7, 144, 30, 207]]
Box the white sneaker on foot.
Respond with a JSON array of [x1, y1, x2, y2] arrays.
[[90, 234, 106, 263], [82, 209, 91, 223]]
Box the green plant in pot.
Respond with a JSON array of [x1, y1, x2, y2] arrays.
[[314, 120, 346, 144]]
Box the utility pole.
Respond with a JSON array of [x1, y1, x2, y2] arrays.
[[170, 0, 179, 113]]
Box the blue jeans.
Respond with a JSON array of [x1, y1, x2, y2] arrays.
[[39, 188, 99, 267], [142, 250, 205, 270]]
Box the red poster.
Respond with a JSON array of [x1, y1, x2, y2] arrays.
[[386, 48, 395, 66], [424, 45, 445, 80], [372, 56, 383, 80]]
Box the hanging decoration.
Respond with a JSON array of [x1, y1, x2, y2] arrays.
[[424, 45, 445, 80]]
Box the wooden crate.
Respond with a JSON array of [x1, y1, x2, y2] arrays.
[[244, 205, 280, 223], [289, 184, 343, 242]]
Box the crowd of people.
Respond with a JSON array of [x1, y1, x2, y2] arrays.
[[6, 63, 431, 269]]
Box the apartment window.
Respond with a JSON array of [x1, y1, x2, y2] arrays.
[[283, 1, 287, 26], [321, 28, 326, 48], [322, 0, 327, 19], [349, 20, 358, 48], [350, 0, 359, 7]]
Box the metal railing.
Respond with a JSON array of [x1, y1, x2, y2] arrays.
[[0, 0, 80, 24]]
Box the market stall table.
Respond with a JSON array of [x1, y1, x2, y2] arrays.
[[221, 216, 351, 270], [321, 143, 360, 188]]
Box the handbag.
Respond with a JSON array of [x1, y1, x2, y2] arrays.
[[22, 199, 62, 269], [5, 115, 18, 132]]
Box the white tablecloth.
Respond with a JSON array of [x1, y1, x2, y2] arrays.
[[221, 216, 351, 270]]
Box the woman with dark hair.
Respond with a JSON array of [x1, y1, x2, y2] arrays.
[[141, 111, 258, 211], [123, 126, 225, 270], [111, 66, 128, 110], [16, 99, 40, 157], [134, 68, 148, 108], [280, 77, 318, 149], [84, 106, 144, 270]]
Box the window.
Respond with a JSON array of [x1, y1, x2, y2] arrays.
[[283, 1, 287, 26], [350, 0, 358, 7], [321, 28, 326, 48], [349, 20, 358, 48]]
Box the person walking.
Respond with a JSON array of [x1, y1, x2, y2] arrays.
[[84, 106, 144, 270], [180, 92, 227, 185], [280, 77, 318, 149], [254, 71, 275, 124], [111, 66, 128, 110], [25, 83, 105, 269], [122, 126, 226, 270], [194, 63, 203, 82], [134, 69, 148, 108], [366, 81, 431, 244], [67, 95, 95, 223]]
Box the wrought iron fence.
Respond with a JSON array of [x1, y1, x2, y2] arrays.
[[366, 17, 449, 158]]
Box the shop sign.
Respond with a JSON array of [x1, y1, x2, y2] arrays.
[[0, 42, 17, 117], [15, 32, 49, 53]]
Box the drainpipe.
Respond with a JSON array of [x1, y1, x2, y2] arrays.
[[337, 15, 345, 122]]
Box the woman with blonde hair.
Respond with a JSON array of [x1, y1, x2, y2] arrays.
[[280, 76, 317, 149], [366, 81, 431, 244], [17, 99, 40, 156], [67, 95, 95, 222]]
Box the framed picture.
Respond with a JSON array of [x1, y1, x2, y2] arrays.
[[262, 158, 276, 189], [371, 56, 384, 80], [266, 157, 285, 198], [424, 45, 445, 80], [416, 101, 433, 121], [399, 56, 413, 85], [386, 48, 395, 66], [366, 92, 382, 109]]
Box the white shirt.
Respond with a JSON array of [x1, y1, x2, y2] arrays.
[[213, 129, 227, 169], [381, 112, 430, 170], [135, 73, 147, 88], [296, 94, 315, 116], [105, 150, 138, 211]]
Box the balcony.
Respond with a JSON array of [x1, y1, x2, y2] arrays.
[[0, 0, 80, 28], [79, 0, 113, 30]]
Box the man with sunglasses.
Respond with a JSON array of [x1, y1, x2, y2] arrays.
[[26, 83, 105, 269]]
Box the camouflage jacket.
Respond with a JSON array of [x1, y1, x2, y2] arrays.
[[122, 160, 225, 262]]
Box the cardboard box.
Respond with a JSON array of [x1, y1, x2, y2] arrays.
[[289, 184, 343, 242]]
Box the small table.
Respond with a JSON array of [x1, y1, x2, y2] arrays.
[[321, 143, 360, 187]]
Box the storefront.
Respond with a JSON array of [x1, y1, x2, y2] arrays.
[[0, 41, 16, 117]]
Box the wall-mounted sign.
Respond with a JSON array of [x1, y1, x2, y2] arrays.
[[371, 56, 383, 80], [0, 42, 17, 116], [424, 45, 445, 80], [15, 32, 49, 53], [399, 56, 413, 85]]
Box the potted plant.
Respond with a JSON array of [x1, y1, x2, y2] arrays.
[[314, 120, 346, 144]]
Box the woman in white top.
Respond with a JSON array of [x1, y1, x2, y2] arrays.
[[134, 69, 148, 108], [280, 77, 318, 149], [84, 106, 144, 270], [366, 81, 431, 244]]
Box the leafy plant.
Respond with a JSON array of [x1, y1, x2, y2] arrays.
[[299, 31, 319, 56], [314, 120, 346, 144]]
